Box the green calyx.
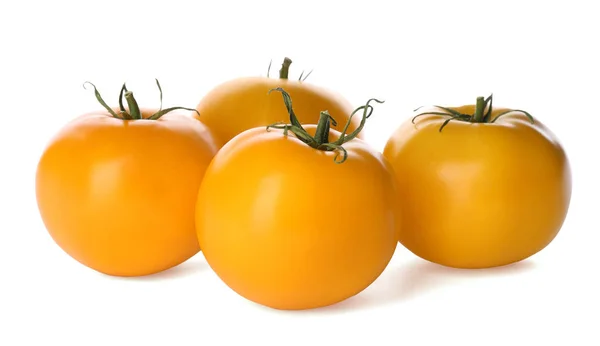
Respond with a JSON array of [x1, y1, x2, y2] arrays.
[[83, 79, 199, 120], [266, 87, 383, 164], [266, 57, 313, 82], [411, 93, 535, 132]]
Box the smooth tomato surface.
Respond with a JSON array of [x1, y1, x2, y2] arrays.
[[195, 125, 399, 310], [383, 105, 572, 269], [36, 110, 219, 276], [195, 76, 360, 146]]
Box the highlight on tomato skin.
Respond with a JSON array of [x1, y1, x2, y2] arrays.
[[35, 80, 220, 277], [193, 57, 362, 147], [195, 87, 400, 310], [383, 94, 572, 269]]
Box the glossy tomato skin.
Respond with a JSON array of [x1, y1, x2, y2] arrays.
[[36, 110, 220, 276], [194, 77, 360, 146], [195, 126, 399, 310], [383, 106, 572, 269]]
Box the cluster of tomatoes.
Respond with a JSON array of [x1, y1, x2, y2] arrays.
[[35, 58, 572, 310]]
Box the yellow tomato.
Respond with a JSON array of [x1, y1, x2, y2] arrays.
[[36, 81, 219, 276], [194, 57, 361, 146], [383, 95, 572, 269], [195, 89, 398, 310]]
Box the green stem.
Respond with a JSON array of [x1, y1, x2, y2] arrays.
[[472, 96, 486, 122], [313, 111, 334, 146], [125, 91, 141, 119], [266, 87, 383, 164], [410, 93, 535, 132], [84, 80, 199, 121], [279, 57, 292, 79]]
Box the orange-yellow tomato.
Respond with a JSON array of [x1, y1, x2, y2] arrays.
[[36, 108, 219, 276], [383, 100, 572, 269], [195, 123, 399, 310], [194, 58, 360, 146]]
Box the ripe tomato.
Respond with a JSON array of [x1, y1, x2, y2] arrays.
[[383, 95, 572, 269], [194, 57, 361, 146], [195, 88, 398, 310], [36, 81, 220, 276]]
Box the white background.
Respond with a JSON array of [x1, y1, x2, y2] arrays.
[[1, 0, 599, 345]]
